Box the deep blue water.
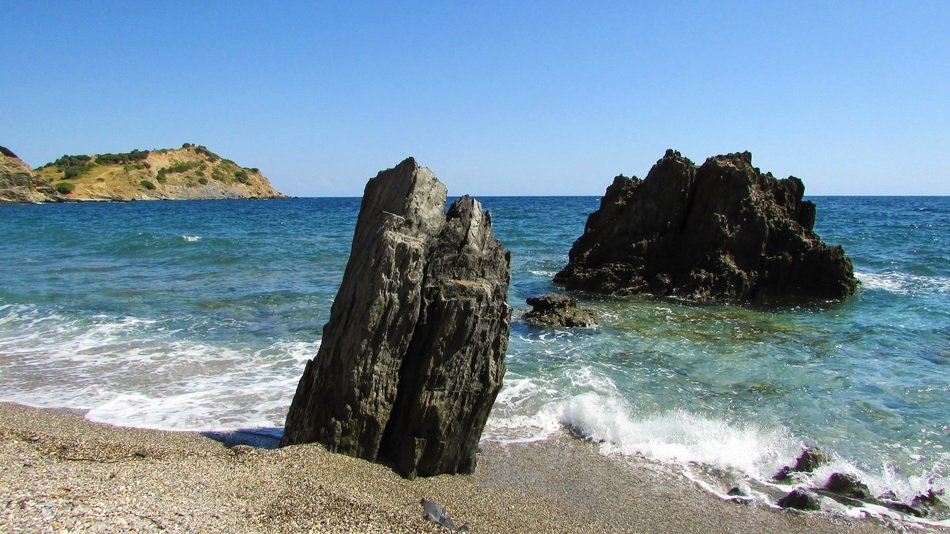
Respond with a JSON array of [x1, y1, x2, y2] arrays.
[[0, 196, 947, 508]]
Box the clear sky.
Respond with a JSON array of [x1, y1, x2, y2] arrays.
[[2, 1, 947, 197]]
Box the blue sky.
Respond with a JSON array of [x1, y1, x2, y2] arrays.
[[2, 1, 947, 196]]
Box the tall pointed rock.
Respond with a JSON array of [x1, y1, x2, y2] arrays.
[[281, 158, 511, 477]]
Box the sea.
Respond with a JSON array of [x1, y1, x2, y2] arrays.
[[0, 196, 947, 521]]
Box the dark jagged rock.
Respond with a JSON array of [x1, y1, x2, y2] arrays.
[[554, 150, 857, 303], [793, 446, 830, 473], [281, 158, 511, 478], [524, 293, 597, 328], [879, 497, 927, 518], [824, 472, 873, 501], [777, 488, 822, 511], [774, 445, 830, 481]]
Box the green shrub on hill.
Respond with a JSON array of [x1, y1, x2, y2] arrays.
[[234, 169, 250, 183], [56, 182, 75, 194], [51, 154, 92, 168], [140, 180, 156, 190], [49, 155, 93, 180], [164, 161, 201, 174], [63, 166, 85, 179], [157, 160, 204, 183], [95, 149, 149, 166], [193, 145, 219, 161], [123, 161, 150, 172]]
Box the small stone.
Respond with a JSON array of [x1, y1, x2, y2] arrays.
[[777, 489, 821, 511], [774, 445, 828, 481], [825, 472, 873, 501], [727, 484, 750, 497], [230, 445, 254, 455], [792, 446, 829, 473]]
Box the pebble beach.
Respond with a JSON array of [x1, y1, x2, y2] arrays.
[[1, 403, 910, 533]]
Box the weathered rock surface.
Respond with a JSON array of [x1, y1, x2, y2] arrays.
[[554, 150, 857, 303], [0, 146, 53, 203], [524, 293, 597, 328], [281, 158, 511, 478]]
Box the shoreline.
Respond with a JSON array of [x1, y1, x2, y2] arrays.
[[0, 403, 919, 533]]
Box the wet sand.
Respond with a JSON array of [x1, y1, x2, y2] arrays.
[[0, 402, 912, 532]]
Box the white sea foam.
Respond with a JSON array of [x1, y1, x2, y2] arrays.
[[0, 304, 320, 431], [181, 235, 202, 242], [528, 270, 557, 277], [486, 369, 798, 481], [486, 365, 948, 515], [561, 393, 798, 480], [856, 271, 950, 295], [3, 302, 946, 519]]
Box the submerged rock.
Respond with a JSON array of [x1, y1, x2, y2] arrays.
[[554, 150, 857, 303], [879, 497, 927, 518], [524, 293, 597, 328], [281, 158, 511, 478], [911, 489, 948, 518]]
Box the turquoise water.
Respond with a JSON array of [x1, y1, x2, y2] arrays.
[[0, 196, 947, 507]]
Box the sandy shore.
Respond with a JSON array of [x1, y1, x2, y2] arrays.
[[0, 402, 920, 533]]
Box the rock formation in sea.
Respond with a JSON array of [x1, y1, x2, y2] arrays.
[[523, 293, 597, 328], [554, 150, 857, 303], [281, 157, 511, 478], [0, 146, 53, 203], [0, 143, 285, 202]]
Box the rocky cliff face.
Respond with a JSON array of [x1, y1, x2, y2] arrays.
[[281, 158, 511, 478], [1, 143, 284, 202], [555, 150, 856, 303], [0, 146, 53, 203]]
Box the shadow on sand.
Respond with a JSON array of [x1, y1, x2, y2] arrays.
[[202, 428, 283, 449]]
